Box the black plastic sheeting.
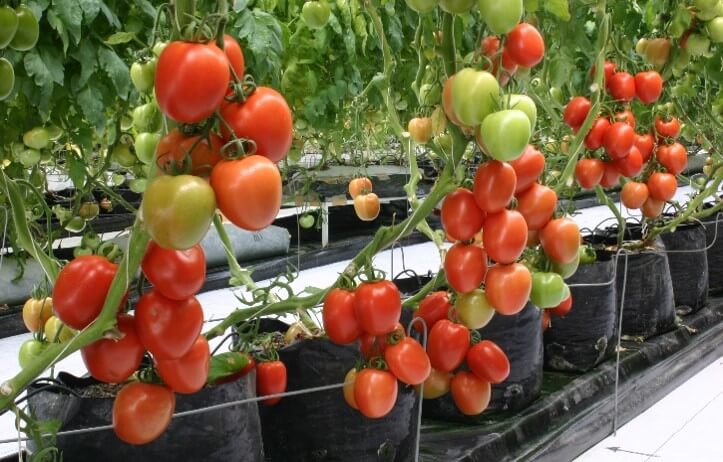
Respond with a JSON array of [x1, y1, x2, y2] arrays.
[[660, 222, 709, 315], [419, 299, 723, 462], [26, 372, 263, 462], [701, 210, 723, 294], [544, 251, 617, 372]]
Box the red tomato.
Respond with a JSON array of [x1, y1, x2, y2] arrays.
[[223, 35, 245, 79], [112, 382, 175, 445], [635, 133, 655, 162], [657, 142, 687, 175], [155, 41, 230, 123], [384, 337, 431, 385], [480, 36, 500, 57], [450, 371, 491, 415], [135, 290, 204, 360], [615, 109, 636, 129], [584, 117, 611, 150], [607, 72, 636, 102], [466, 340, 510, 384], [154, 129, 224, 177], [647, 172, 677, 201], [482, 209, 528, 264], [485, 263, 532, 315], [549, 294, 573, 316], [81, 314, 144, 384], [413, 291, 452, 333], [603, 122, 635, 160], [473, 160, 517, 213], [641, 197, 665, 218], [590, 60, 616, 84], [53, 255, 118, 330], [210, 155, 282, 231], [635, 71, 663, 104], [540, 218, 580, 264], [575, 158, 605, 189], [427, 320, 470, 372], [353, 368, 398, 419], [441, 188, 486, 241], [156, 336, 210, 394], [599, 162, 621, 188], [505, 23, 545, 68], [141, 242, 205, 301], [354, 280, 402, 336], [256, 360, 287, 405], [620, 181, 650, 209], [613, 145, 643, 177], [563, 96, 592, 129], [509, 145, 545, 194], [655, 116, 681, 139], [515, 182, 558, 231], [220, 87, 293, 162], [444, 243, 488, 294], [322, 288, 361, 344]]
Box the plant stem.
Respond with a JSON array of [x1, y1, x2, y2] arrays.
[[212, 213, 259, 290], [595, 185, 626, 246]]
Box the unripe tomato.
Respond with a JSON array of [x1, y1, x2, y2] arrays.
[[455, 289, 495, 329], [478, 0, 523, 35], [451, 68, 500, 126], [421, 368, 453, 399], [478, 109, 531, 161], [22, 297, 53, 333]]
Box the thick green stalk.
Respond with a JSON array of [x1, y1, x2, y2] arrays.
[[595, 185, 626, 247], [401, 269, 447, 309], [212, 213, 258, 290]]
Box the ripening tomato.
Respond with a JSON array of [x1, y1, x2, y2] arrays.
[[211, 155, 282, 231], [444, 243, 488, 294], [615, 109, 636, 129], [348, 177, 373, 198], [613, 145, 643, 177], [603, 122, 635, 160], [421, 368, 453, 399], [550, 294, 573, 317], [142, 242, 206, 301], [655, 116, 681, 138], [442, 76, 463, 127], [354, 193, 381, 221], [455, 289, 495, 329], [482, 209, 528, 264], [607, 72, 636, 102], [485, 263, 532, 315], [135, 290, 204, 360], [385, 337, 431, 386], [635, 71, 663, 104], [156, 335, 210, 394], [220, 87, 293, 162], [451, 68, 500, 126], [81, 314, 144, 384], [427, 320, 470, 372], [584, 118, 611, 150], [354, 280, 402, 336], [466, 340, 510, 383], [505, 23, 545, 68], [343, 368, 358, 409], [112, 382, 175, 445], [530, 271, 570, 308], [515, 183, 558, 231], [155, 41, 230, 123], [408, 117, 433, 144], [450, 371, 491, 415], [480, 36, 500, 56], [478, 109, 531, 161], [413, 291, 452, 333], [509, 145, 545, 193], [621, 181, 650, 209], [575, 158, 605, 189], [354, 368, 398, 419], [540, 218, 581, 264], [599, 162, 621, 188], [641, 197, 665, 218], [635, 133, 655, 162], [22, 297, 53, 333], [441, 188, 486, 241], [257, 360, 287, 405], [53, 256, 118, 330], [563, 97, 592, 129], [223, 34, 245, 79], [473, 161, 517, 213], [478, 0, 523, 34], [657, 142, 687, 175], [647, 172, 677, 201], [323, 288, 361, 344], [154, 129, 224, 177]]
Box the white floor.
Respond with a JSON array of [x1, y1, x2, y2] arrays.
[[0, 185, 721, 460]]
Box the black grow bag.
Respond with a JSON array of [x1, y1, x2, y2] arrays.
[[422, 302, 543, 422], [701, 209, 723, 294], [660, 221, 709, 315], [544, 250, 617, 372], [26, 372, 263, 462]]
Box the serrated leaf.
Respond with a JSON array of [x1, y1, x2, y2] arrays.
[[39, 46, 64, 85], [544, 0, 570, 21], [98, 48, 130, 99], [77, 85, 105, 131], [71, 40, 97, 87], [46, 9, 70, 53], [104, 31, 136, 45], [66, 154, 87, 188], [51, 0, 83, 44], [207, 352, 250, 384], [23, 51, 52, 87]]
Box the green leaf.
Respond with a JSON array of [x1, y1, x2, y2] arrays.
[[23, 51, 52, 87], [98, 2, 121, 28], [51, 0, 83, 45], [39, 46, 65, 85], [104, 31, 136, 45], [98, 48, 131, 99], [71, 40, 98, 87], [524, 0, 539, 12], [134, 0, 157, 19], [544, 0, 570, 21], [66, 154, 87, 188], [79, 0, 101, 22], [46, 9, 70, 53], [77, 85, 105, 130], [207, 352, 250, 384]]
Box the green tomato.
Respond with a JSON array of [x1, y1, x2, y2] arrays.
[[478, 0, 523, 34], [579, 245, 597, 264], [134, 132, 161, 165], [44, 316, 75, 343], [502, 94, 537, 132], [0, 6, 19, 49], [142, 175, 217, 250], [23, 127, 50, 150], [405, 0, 437, 14], [455, 289, 495, 329], [530, 272, 570, 309], [706, 17, 723, 43], [549, 87, 563, 105], [299, 213, 315, 229], [552, 249, 580, 279], [152, 41, 168, 57], [112, 144, 137, 168], [698, 1, 723, 20], [0, 57, 15, 100], [121, 115, 134, 131], [451, 68, 500, 126], [79, 201, 100, 221], [478, 109, 531, 161], [11, 142, 24, 156], [10, 5, 38, 51], [419, 83, 442, 106], [685, 33, 711, 56], [696, 0, 719, 10], [73, 245, 93, 258], [302, 1, 331, 29], [64, 216, 87, 233], [130, 59, 156, 94], [18, 148, 40, 168], [45, 125, 64, 141], [18, 339, 46, 369], [439, 0, 474, 14], [81, 231, 102, 251], [129, 178, 147, 193], [39, 150, 52, 163], [132, 101, 163, 133], [111, 172, 126, 186], [635, 38, 649, 56]]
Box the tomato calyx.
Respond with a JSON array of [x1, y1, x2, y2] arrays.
[[366, 357, 390, 372]]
